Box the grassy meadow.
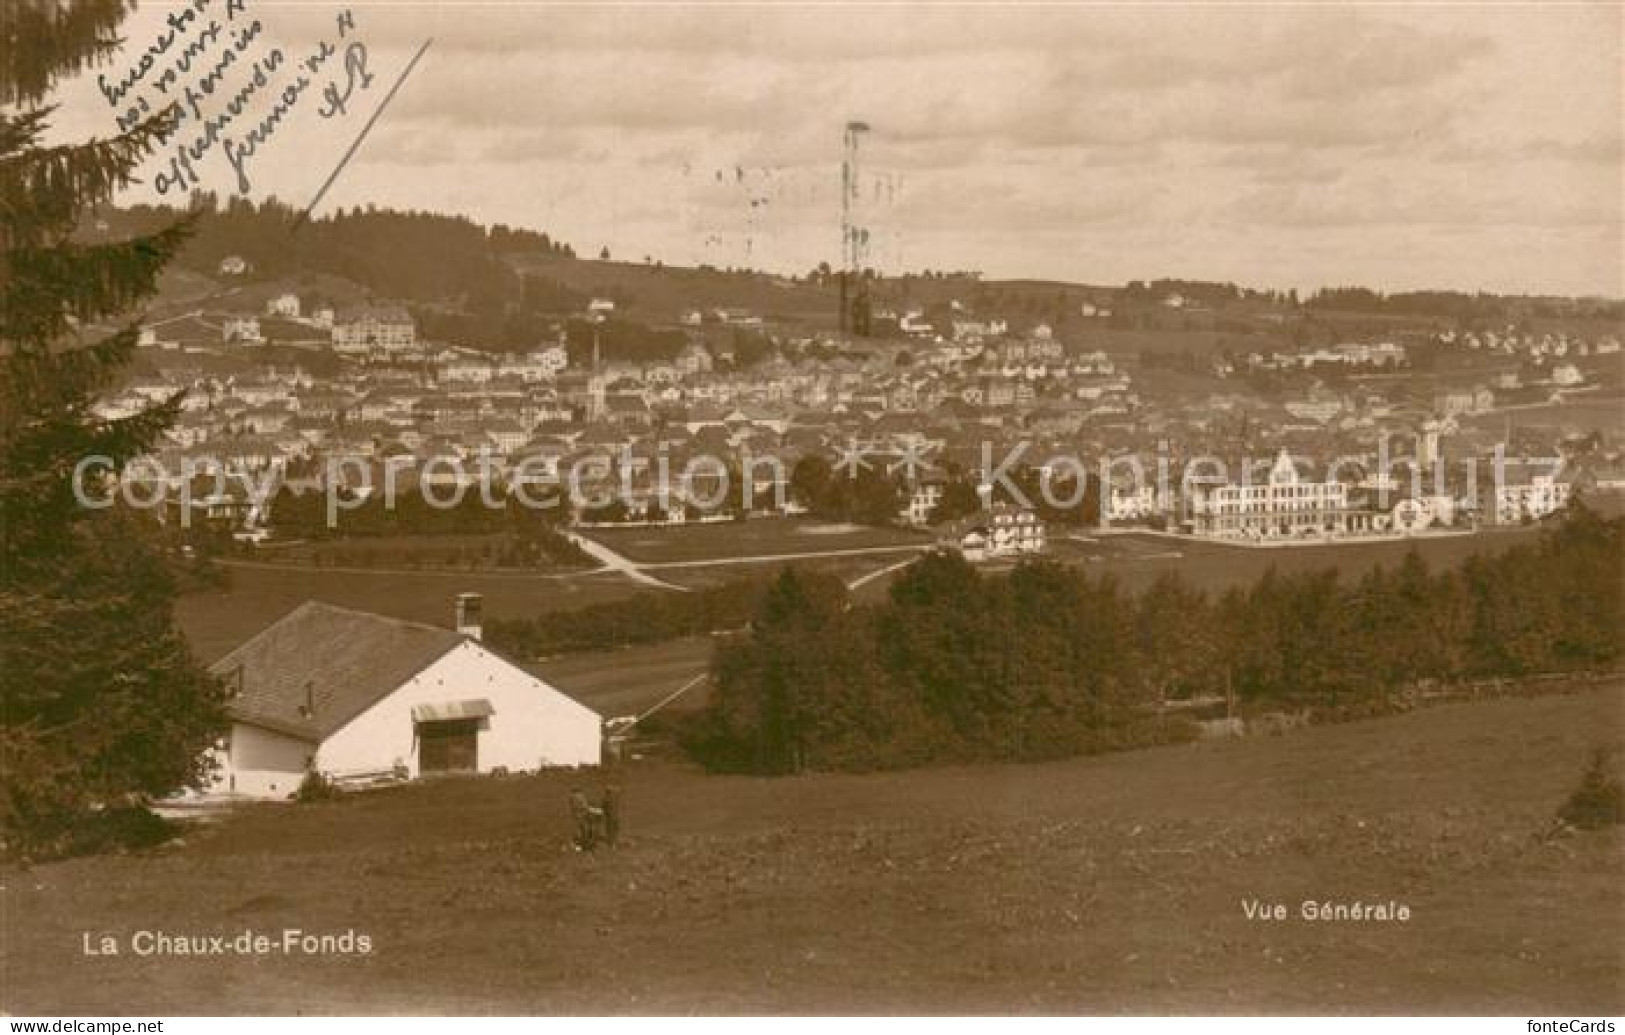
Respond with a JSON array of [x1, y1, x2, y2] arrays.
[[4, 683, 1620, 1014]]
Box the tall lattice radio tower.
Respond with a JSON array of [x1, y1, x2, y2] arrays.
[[840, 120, 871, 335]]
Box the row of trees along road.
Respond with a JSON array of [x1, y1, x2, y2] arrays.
[[682, 502, 1622, 775], [2, 3, 227, 857]]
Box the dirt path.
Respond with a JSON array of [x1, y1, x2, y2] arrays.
[[642, 542, 932, 571], [565, 532, 690, 590], [568, 530, 932, 589], [847, 553, 925, 590]]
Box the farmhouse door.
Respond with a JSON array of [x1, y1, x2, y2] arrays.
[[418, 719, 479, 774]]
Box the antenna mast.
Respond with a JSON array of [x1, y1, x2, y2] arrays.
[[840, 120, 870, 335]]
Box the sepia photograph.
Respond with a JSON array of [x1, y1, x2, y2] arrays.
[[1, 0, 1622, 1022]]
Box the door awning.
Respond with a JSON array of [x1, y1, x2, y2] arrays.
[[411, 699, 495, 723]]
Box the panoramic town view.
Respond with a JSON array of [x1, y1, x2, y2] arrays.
[[2, 0, 1621, 1021]]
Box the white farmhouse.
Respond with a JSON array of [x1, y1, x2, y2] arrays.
[[985, 504, 1046, 555], [222, 316, 263, 344], [1551, 363, 1584, 387], [1106, 484, 1170, 524], [265, 292, 301, 318], [1496, 473, 1571, 525], [502, 344, 569, 382], [942, 503, 1046, 560], [208, 596, 600, 798], [899, 478, 944, 527]]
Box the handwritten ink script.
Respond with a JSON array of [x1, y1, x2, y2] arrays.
[[97, 0, 376, 197]]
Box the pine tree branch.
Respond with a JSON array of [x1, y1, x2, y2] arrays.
[[1, 107, 179, 249], [0, 108, 54, 157], [0, 217, 195, 346], [1, 321, 144, 416], [0, 385, 182, 495], [0, 1, 134, 108], [3, 2, 227, 848]]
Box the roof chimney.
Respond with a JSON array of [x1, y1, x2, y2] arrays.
[[455, 593, 483, 641]]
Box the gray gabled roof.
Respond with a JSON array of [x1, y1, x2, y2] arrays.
[[210, 601, 464, 742]]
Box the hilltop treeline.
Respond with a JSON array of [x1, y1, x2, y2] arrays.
[[96, 199, 742, 360], [112, 196, 570, 304], [486, 576, 770, 656], [1305, 286, 1625, 322], [1123, 278, 1287, 307], [101, 197, 587, 351], [682, 503, 1623, 774]]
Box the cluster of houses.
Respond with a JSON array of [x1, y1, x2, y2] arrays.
[[1244, 341, 1409, 371], [1436, 326, 1622, 361], [144, 295, 412, 353], [106, 286, 1625, 546], [132, 280, 1622, 806]]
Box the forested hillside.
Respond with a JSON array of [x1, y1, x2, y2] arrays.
[[85, 198, 1623, 361]]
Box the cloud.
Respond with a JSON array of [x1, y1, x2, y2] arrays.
[[359, 3, 1497, 178], [49, 0, 1625, 295]]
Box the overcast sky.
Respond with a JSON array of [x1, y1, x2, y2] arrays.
[[56, 1, 1625, 296]]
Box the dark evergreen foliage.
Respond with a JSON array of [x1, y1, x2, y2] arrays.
[[486, 576, 774, 657], [788, 453, 905, 527], [264, 486, 589, 569], [686, 505, 1623, 774], [0, 1, 131, 109], [100, 196, 578, 352], [1304, 285, 1624, 323], [2, 3, 226, 855], [562, 316, 686, 366]]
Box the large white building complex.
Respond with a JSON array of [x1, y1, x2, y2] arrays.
[[1189, 449, 1356, 541]]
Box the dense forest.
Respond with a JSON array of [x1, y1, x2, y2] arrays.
[[788, 455, 909, 528], [1122, 278, 1290, 308], [92, 198, 1621, 359], [1305, 286, 1625, 322], [109, 195, 569, 304], [95, 198, 781, 361], [680, 502, 1623, 775], [100, 196, 595, 353], [561, 317, 688, 366]]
